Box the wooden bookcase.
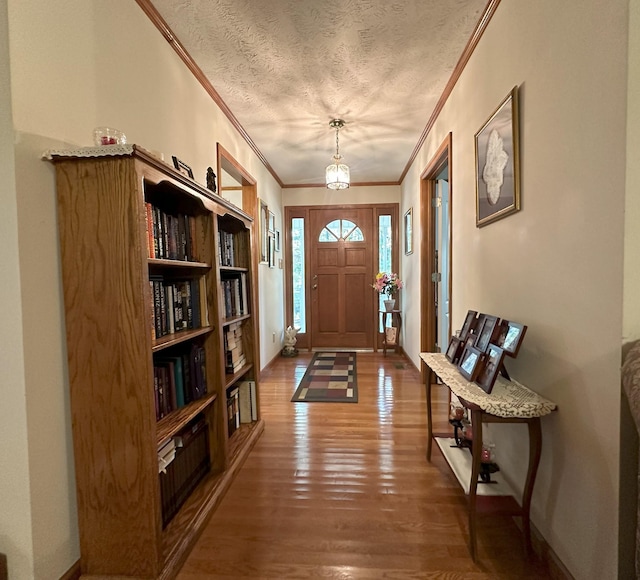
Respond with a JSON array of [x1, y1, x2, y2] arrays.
[[48, 145, 264, 579]]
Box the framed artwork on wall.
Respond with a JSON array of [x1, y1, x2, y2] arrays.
[[259, 199, 269, 264], [404, 207, 413, 255], [475, 85, 520, 227]]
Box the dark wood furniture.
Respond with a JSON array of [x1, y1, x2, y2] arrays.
[[46, 145, 263, 579], [420, 352, 556, 561], [380, 309, 402, 355]]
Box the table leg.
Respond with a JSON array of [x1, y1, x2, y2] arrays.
[[522, 417, 542, 557], [426, 369, 433, 462], [468, 409, 483, 562]]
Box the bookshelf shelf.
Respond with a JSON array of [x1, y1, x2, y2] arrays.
[[224, 363, 253, 389], [221, 313, 252, 327], [48, 144, 263, 579], [148, 258, 211, 269], [156, 393, 218, 444], [152, 326, 214, 352]]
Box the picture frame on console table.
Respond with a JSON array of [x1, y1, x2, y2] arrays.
[[457, 343, 484, 382], [475, 85, 520, 227], [459, 310, 479, 341], [499, 321, 528, 357], [445, 336, 464, 364], [474, 314, 500, 353], [475, 343, 505, 394]]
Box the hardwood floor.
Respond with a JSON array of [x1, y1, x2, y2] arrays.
[[178, 351, 550, 579]]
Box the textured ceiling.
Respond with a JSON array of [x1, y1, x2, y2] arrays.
[[149, 0, 488, 186]]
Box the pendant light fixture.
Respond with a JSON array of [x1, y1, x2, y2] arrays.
[[325, 119, 350, 190]]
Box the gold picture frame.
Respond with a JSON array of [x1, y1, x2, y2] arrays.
[[475, 86, 520, 227]]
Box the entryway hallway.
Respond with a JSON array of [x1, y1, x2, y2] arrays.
[[178, 351, 550, 579]]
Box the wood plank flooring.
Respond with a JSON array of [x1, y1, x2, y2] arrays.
[[178, 351, 550, 579]]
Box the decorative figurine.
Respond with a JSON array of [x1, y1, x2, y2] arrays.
[[282, 326, 299, 357], [206, 167, 217, 194]]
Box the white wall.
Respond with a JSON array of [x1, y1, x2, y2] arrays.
[[282, 184, 401, 207], [0, 1, 35, 578], [624, 0, 640, 344], [402, 1, 628, 578], [3, 1, 283, 577]]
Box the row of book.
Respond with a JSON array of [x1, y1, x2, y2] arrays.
[[218, 229, 247, 268], [220, 273, 249, 319], [226, 380, 258, 438], [224, 321, 246, 374], [149, 276, 209, 340], [145, 201, 200, 262], [159, 415, 210, 527], [153, 344, 207, 420]]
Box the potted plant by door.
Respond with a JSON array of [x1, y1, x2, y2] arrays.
[[372, 272, 403, 311]]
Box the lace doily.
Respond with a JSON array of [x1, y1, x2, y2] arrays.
[[420, 352, 557, 418], [42, 145, 135, 160]]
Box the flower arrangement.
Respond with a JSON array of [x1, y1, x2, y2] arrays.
[[372, 272, 403, 298]]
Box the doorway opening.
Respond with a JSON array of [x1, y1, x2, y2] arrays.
[[420, 134, 453, 368]]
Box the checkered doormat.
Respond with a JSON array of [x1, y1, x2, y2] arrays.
[[290, 351, 358, 403]]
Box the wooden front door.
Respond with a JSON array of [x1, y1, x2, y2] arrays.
[[309, 208, 374, 348]]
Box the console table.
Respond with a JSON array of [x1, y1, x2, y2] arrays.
[[420, 352, 557, 561]]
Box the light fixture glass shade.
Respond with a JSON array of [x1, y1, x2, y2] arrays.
[[326, 156, 350, 190]]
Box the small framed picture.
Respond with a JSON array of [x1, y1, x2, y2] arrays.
[[475, 343, 505, 394], [259, 199, 269, 264], [275, 230, 281, 252], [474, 314, 500, 353], [171, 156, 194, 178], [268, 210, 276, 234], [445, 336, 464, 364], [457, 343, 484, 382], [499, 321, 528, 357], [459, 310, 478, 341], [404, 207, 413, 255], [268, 233, 276, 268]]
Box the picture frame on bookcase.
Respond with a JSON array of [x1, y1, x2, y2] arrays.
[[475, 343, 505, 393], [172, 156, 194, 178]]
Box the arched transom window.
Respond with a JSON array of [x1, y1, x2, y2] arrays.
[[318, 219, 364, 242]]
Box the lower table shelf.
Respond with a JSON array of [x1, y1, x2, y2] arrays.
[[435, 437, 514, 496]]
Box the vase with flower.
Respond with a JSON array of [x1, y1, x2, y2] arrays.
[[372, 272, 403, 311]]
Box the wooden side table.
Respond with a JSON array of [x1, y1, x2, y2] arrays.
[[420, 352, 557, 561], [380, 309, 401, 355]]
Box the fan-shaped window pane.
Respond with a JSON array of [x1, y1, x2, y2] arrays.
[[318, 219, 364, 242]]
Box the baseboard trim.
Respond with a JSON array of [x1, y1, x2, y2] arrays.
[[517, 519, 574, 580]]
